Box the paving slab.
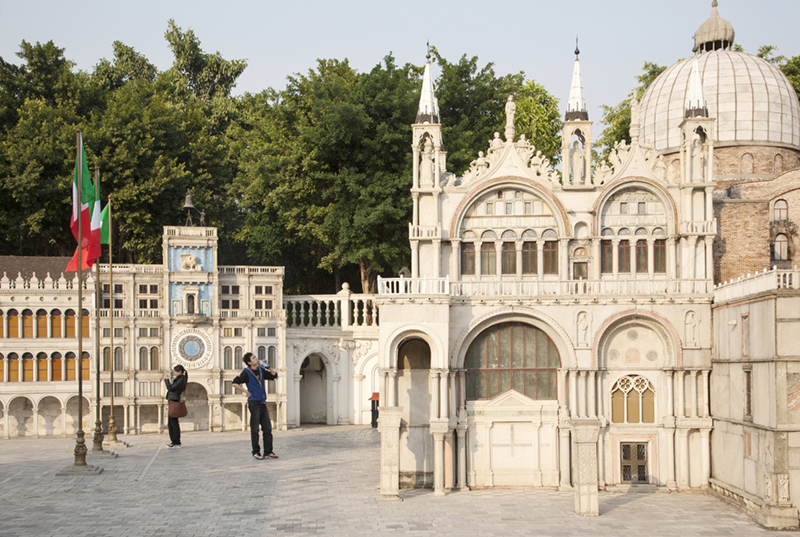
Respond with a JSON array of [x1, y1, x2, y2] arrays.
[[0, 426, 777, 536]]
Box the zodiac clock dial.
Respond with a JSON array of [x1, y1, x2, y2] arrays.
[[171, 329, 213, 368]]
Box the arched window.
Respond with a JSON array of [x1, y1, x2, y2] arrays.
[[461, 242, 475, 275], [618, 240, 631, 273], [224, 347, 232, 370], [8, 353, 19, 381], [82, 351, 90, 379], [22, 353, 33, 381], [7, 310, 19, 339], [268, 346, 276, 368], [774, 234, 789, 261], [741, 153, 754, 174], [542, 230, 558, 275], [234, 346, 243, 369], [21, 310, 33, 338], [37, 352, 47, 380], [774, 200, 788, 222], [81, 310, 90, 338], [258, 346, 266, 362], [65, 352, 76, 380], [51, 309, 62, 338], [150, 347, 159, 370], [465, 322, 559, 401], [138, 347, 148, 370], [481, 243, 496, 275], [611, 375, 655, 423], [502, 242, 516, 274], [65, 310, 76, 338], [51, 352, 62, 381], [0, 353, 4, 381], [36, 310, 47, 338], [113, 347, 123, 371]]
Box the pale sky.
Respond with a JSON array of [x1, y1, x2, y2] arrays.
[[0, 0, 798, 121]]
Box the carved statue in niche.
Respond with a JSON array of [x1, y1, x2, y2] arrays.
[[419, 138, 434, 186], [577, 312, 589, 346], [570, 141, 585, 184], [691, 137, 704, 182], [505, 95, 516, 129], [652, 154, 667, 182], [685, 311, 697, 346]]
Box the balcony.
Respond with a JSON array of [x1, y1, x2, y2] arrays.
[[378, 276, 450, 295], [409, 224, 442, 240], [678, 220, 717, 235]]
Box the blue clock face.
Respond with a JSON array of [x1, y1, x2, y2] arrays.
[[180, 335, 205, 361]]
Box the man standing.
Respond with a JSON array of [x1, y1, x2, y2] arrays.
[[232, 352, 279, 460]]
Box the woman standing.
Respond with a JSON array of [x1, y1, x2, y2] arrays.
[[164, 365, 187, 448]]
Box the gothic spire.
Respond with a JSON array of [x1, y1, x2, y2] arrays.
[[416, 46, 440, 124], [685, 54, 709, 118], [565, 38, 588, 121]]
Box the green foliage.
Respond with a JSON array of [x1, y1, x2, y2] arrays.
[[596, 61, 665, 162], [514, 80, 561, 165], [430, 48, 524, 174], [164, 20, 247, 101], [757, 46, 800, 99]]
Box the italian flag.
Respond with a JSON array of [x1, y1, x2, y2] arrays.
[[66, 133, 104, 271]]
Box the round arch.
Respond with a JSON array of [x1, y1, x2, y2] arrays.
[[591, 177, 679, 236], [450, 307, 576, 370], [449, 176, 572, 240], [383, 324, 446, 370], [593, 310, 682, 369]]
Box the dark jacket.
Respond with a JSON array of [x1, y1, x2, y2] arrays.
[[165, 375, 187, 402]]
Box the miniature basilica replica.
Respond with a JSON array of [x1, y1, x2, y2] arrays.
[[1, 1, 800, 529]]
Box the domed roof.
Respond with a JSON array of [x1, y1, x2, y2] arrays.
[[640, 50, 800, 152], [693, 0, 735, 53]]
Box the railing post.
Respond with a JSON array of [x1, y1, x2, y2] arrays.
[[338, 283, 352, 328]]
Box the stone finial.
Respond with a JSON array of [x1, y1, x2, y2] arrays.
[[565, 42, 588, 121], [416, 53, 440, 124], [693, 0, 735, 53]]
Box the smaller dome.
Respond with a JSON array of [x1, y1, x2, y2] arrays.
[[693, 1, 735, 53]]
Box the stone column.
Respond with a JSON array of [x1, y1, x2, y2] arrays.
[[677, 370, 685, 418], [388, 370, 397, 407], [591, 238, 601, 280], [559, 428, 571, 489], [451, 239, 461, 282], [704, 236, 714, 281], [2, 314, 7, 339], [702, 370, 710, 417], [571, 419, 601, 516], [630, 239, 638, 276], [432, 419, 448, 496], [677, 429, 689, 489], [612, 239, 620, 277], [378, 406, 403, 501], [33, 403, 39, 437], [444, 430, 454, 491], [700, 429, 710, 488], [568, 370, 577, 418], [597, 425, 605, 487], [589, 371, 597, 418], [412, 191, 419, 225], [515, 240, 523, 277], [687, 236, 698, 280], [457, 424, 467, 490], [579, 370, 587, 417], [559, 238, 569, 281], [449, 371, 457, 419], [495, 240, 502, 276], [440, 371, 449, 420], [430, 369, 440, 419], [665, 428, 677, 490], [476, 241, 483, 277], [667, 237, 677, 280], [537, 240, 545, 278], [665, 369, 675, 417], [690, 371, 698, 418], [433, 239, 442, 279], [647, 238, 655, 277], [294, 374, 303, 426], [61, 406, 67, 437], [411, 240, 419, 279]]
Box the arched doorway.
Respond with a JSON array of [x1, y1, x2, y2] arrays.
[[38, 396, 61, 436], [65, 396, 91, 435], [300, 353, 327, 424], [8, 397, 34, 437], [397, 337, 432, 488], [183, 382, 209, 431]]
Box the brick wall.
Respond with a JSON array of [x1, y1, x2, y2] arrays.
[[714, 200, 770, 284]]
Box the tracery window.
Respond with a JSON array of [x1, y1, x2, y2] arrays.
[[465, 322, 559, 401], [611, 375, 655, 424]]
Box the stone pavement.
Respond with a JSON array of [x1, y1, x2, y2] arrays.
[[0, 426, 778, 536]]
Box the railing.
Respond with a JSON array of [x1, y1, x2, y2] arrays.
[[137, 310, 161, 318], [284, 294, 378, 329], [99, 310, 130, 318], [451, 278, 712, 297], [378, 276, 450, 295], [97, 264, 163, 274], [409, 224, 441, 240], [218, 266, 283, 275], [254, 310, 281, 318], [164, 226, 217, 237], [678, 220, 717, 235], [219, 310, 239, 318], [714, 267, 800, 303]]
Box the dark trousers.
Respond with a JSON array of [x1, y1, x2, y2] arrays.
[[249, 402, 273, 455], [168, 416, 181, 445]]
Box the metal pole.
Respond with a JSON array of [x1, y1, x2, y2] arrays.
[[108, 196, 117, 442], [74, 130, 87, 466], [92, 166, 104, 451]]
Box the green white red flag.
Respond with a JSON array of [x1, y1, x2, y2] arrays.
[[66, 133, 105, 271]]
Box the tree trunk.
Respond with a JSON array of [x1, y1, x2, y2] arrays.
[[359, 259, 378, 295]]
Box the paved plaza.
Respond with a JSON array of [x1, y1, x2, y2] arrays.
[[0, 426, 780, 536]]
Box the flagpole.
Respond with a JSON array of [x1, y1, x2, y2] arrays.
[[92, 166, 105, 452], [108, 195, 117, 442], [74, 130, 87, 467]]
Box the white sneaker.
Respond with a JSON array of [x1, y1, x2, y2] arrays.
[[167, 443, 182, 449]]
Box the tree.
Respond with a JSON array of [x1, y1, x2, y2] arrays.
[[596, 61, 665, 161], [758, 46, 800, 99], [164, 20, 247, 101], [514, 80, 561, 165]]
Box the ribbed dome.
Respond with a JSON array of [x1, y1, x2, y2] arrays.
[[640, 50, 800, 152], [693, 1, 735, 53]]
